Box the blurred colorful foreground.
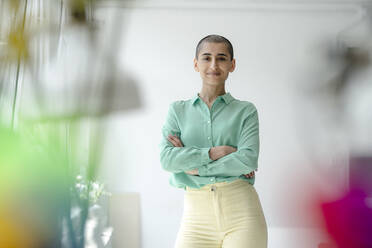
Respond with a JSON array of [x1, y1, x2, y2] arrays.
[[315, 157, 372, 248], [0, 126, 69, 247]]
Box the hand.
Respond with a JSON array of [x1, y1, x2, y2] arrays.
[[185, 168, 199, 175], [209, 146, 237, 160], [167, 134, 198, 175], [243, 169, 258, 179], [167, 134, 183, 147]]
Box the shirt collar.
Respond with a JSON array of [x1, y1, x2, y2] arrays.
[[192, 92, 234, 105]]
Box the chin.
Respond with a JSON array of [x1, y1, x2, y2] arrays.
[[209, 77, 225, 83], [204, 80, 225, 86]]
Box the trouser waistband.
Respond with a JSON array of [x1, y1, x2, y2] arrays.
[[185, 179, 252, 192]]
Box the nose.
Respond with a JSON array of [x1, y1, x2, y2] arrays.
[[210, 58, 217, 69]]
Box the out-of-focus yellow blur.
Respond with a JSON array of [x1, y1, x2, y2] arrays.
[[0, 126, 70, 248]]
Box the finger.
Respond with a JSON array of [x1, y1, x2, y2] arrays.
[[168, 135, 179, 143], [244, 172, 254, 178], [167, 136, 178, 147], [170, 135, 184, 147], [172, 137, 183, 147], [171, 137, 183, 147], [172, 134, 181, 141], [185, 169, 197, 175], [169, 138, 182, 147]]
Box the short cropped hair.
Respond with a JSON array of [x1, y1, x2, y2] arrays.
[[195, 34, 234, 61]]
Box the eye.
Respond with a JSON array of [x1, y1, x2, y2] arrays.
[[202, 57, 210, 61], [218, 57, 226, 61]]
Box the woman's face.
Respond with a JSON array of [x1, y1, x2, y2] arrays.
[[194, 42, 235, 86]]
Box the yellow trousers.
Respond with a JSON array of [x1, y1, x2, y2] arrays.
[[175, 179, 268, 248]]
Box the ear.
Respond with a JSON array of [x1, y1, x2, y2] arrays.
[[193, 58, 199, 72], [229, 58, 236, 73]]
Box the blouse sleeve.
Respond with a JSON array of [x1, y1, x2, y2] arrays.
[[159, 102, 213, 173], [197, 109, 259, 177]]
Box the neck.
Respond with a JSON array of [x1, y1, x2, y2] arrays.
[[199, 83, 226, 103]]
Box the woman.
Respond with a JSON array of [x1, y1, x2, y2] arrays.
[[160, 34, 267, 248]]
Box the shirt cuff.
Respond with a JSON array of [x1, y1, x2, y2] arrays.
[[201, 147, 213, 165]]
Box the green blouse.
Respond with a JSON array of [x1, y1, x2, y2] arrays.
[[159, 92, 259, 189]]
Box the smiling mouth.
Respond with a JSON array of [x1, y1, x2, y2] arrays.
[[207, 73, 221, 76]]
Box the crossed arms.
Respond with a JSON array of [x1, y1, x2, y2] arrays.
[[159, 102, 260, 178], [167, 134, 256, 178]]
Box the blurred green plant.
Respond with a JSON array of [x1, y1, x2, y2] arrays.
[[75, 175, 111, 204], [0, 125, 70, 248], [1, 0, 141, 247], [0, 0, 119, 247]]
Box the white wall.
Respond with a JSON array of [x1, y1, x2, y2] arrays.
[[94, 2, 363, 247]]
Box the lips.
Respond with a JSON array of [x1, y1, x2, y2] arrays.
[[207, 72, 221, 76]]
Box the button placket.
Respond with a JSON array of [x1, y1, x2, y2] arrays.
[[207, 114, 213, 145], [206, 118, 212, 143], [202, 102, 213, 145]]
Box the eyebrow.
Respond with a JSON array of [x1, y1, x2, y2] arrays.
[[201, 53, 228, 57]]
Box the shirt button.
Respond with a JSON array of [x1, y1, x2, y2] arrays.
[[207, 137, 211, 140], [210, 178, 214, 182], [207, 120, 210, 124]]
